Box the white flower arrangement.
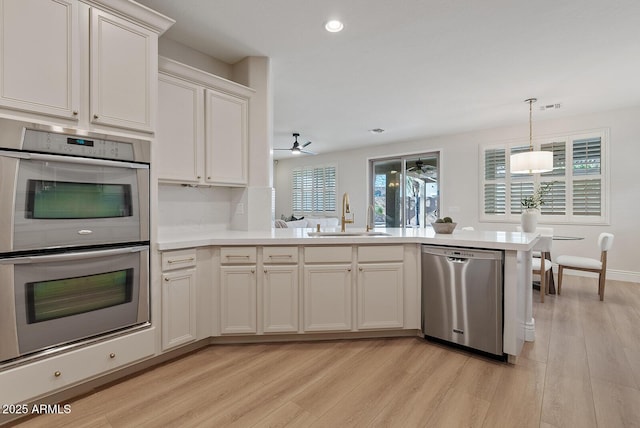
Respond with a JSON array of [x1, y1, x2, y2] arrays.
[[521, 182, 553, 209]]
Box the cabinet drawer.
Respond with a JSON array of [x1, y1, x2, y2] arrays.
[[162, 248, 197, 271], [358, 245, 404, 262], [221, 247, 257, 264], [263, 246, 298, 264], [0, 327, 155, 405], [304, 246, 352, 263]]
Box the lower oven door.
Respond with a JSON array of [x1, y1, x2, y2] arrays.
[[0, 245, 149, 363]]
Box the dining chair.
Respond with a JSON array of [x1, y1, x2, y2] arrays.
[[556, 233, 614, 301]]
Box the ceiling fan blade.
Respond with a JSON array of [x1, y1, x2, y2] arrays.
[[302, 141, 312, 148], [274, 148, 292, 151], [300, 149, 316, 155]]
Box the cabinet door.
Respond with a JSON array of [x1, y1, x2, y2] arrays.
[[357, 263, 404, 330], [90, 8, 156, 132], [204, 89, 248, 185], [303, 265, 352, 332], [157, 74, 204, 184], [263, 265, 299, 333], [220, 266, 256, 334], [162, 269, 197, 350], [0, 0, 79, 119]]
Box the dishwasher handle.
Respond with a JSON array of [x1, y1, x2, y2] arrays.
[[447, 257, 469, 263]]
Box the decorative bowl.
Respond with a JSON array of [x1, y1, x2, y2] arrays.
[[431, 222, 457, 234]]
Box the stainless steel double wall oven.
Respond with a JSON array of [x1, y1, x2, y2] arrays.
[[0, 119, 150, 364]]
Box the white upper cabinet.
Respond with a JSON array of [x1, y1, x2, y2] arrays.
[[0, 0, 79, 119], [157, 57, 253, 186], [205, 89, 248, 185], [0, 0, 173, 134], [89, 8, 156, 132], [157, 73, 204, 184]]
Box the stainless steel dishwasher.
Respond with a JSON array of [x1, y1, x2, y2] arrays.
[[421, 245, 504, 357]]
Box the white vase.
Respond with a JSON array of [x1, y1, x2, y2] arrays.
[[521, 208, 539, 233]]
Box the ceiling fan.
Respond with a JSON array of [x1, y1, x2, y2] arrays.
[[407, 159, 428, 172], [407, 159, 437, 182], [275, 133, 316, 155]]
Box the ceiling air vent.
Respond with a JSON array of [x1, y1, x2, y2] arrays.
[[539, 103, 561, 111]]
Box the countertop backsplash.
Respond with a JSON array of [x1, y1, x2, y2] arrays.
[[158, 184, 232, 230]]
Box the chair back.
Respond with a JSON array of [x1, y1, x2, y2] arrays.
[[598, 233, 614, 252]]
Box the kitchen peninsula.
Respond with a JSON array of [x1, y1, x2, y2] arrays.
[[158, 227, 538, 361]]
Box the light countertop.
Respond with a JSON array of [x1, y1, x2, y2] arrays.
[[157, 226, 538, 252]]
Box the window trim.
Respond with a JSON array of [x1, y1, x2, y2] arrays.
[[479, 128, 609, 225], [291, 164, 337, 216]]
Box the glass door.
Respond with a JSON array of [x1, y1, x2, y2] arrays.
[[370, 153, 439, 228], [372, 159, 403, 227]]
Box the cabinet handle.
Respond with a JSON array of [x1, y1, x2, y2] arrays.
[[359, 267, 363, 271], [226, 255, 250, 260], [207, 176, 211, 180], [164, 277, 170, 281], [72, 111, 78, 116], [264, 269, 268, 273], [347, 268, 352, 272], [197, 176, 201, 179], [109, 353, 116, 359], [54, 371, 61, 377], [268, 254, 293, 259], [93, 114, 99, 119], [167, 257, 195, 264], [251, 269, 255, 273]]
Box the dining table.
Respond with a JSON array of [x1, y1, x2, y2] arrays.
[[537, 235, 584, 294]]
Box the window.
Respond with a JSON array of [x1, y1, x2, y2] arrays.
[[481, 130, 608, 224], [292, 165, 336, 215]]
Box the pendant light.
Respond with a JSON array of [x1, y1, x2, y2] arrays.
[[510, 98, 553, 174]]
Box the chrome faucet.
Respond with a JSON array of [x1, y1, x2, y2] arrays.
[[341, 192, 354, 232], [366, 204, 375, 232]]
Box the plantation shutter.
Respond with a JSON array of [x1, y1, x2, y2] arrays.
[[572, 137, 602, 216], [292, 169, 302, 212], [291, 165, 337, 215], [324, 166, 336, 212], [484, 148, 506, 214]]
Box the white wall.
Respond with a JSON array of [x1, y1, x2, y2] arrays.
[[158, 38, 232, 79], [274, 106, 640, 280]]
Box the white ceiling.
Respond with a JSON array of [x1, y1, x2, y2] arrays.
[[138, 0, 640, 159]]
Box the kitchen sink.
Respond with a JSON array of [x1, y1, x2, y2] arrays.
[[307, 231, 392, 237]]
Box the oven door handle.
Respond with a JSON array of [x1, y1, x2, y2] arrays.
[[0, 149, 149, 169], [0, 245, 149, 264]]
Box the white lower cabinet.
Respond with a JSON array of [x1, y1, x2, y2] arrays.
[[263, 265, 299, 333], [220, 266, 257, 334], [0, 327, 154, 405], [303, 265, 353, 332], [162, 269, 197, 350], [219, 247, 257, 334], [262, 246, 299, 333], [357, 263, 404, 329], [161, 249, 197, 351]]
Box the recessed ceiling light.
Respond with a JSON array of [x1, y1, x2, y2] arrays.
[[325, 20, 344, 33], [369, 128, 385, 134]]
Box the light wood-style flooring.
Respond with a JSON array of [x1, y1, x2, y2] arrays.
[[10, 275, 640, 428]]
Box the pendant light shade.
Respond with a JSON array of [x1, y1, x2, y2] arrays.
[[510, 150, 554, 174], [510, 98, 554, 174]]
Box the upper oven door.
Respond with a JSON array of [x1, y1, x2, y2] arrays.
[[0, 151, 149, 252]]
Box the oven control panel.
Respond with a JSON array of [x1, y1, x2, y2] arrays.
[[22, 129, 135, 161]]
